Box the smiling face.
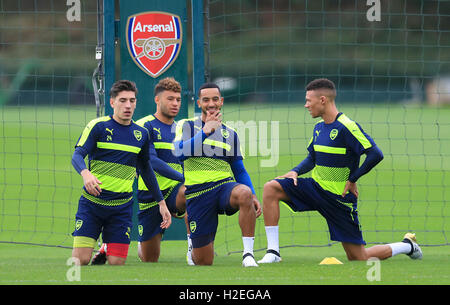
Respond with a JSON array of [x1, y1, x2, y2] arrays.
[[110, 90, 136, 125], [197, 87, 223, 116]]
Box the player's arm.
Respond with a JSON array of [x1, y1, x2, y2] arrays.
[[230, 159, 261, 217], [143, 119, 183, 181], [342, 121, 384, 197], [275, 152, 315, 186], [173, 112, 222, 161], [342, 145, 384, 198], [71, 146, 102, 197], [149, 141, 184, 182], [230, 132, 261, 217], [349, 145, 384, 183], [137, 156, 172, 229], [291, 153, 315, 176], [72, 122, 103, 196], [230, 159, 256, 194], [173, 120, 208, 161]]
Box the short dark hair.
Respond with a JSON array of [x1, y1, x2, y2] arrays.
[[110, 80, 138, 99], [198, 82, 221, 97], [154, 77, 181, 96], [305, 78, 336, 92]]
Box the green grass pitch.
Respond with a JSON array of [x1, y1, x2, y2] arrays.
[[0, 103, 449, 284], [0, 241, 449, 285]]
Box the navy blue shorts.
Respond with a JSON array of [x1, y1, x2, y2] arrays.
[[137, 183, 182, 242], [275, 177, 365, 245], [72, 195, 133, 244], [186, 180, 240, 248]]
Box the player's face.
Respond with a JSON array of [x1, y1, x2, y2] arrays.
[[305, 90, 325, 118], [110, 90, 136, 125], [156, 90, 181, 119], [197, 88, 223, 115]]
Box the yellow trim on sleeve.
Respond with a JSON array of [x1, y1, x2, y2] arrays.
[[337, 114, 372, 150], [135, 114, 155, 127], [76, 116, 110, 147]]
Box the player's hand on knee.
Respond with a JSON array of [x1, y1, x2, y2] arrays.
[[275, 171, 298, 186]]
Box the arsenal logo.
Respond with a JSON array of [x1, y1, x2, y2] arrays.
[[133, 129, 142, 141], [126, 12, 182, 78]]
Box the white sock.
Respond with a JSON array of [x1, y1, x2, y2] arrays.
[[242, 236, 255, 255], [388, 242, 412, 256], [187, 234, 192, 250], [265, 226, 279, 253]]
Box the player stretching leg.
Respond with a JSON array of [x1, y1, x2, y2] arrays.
[[259, 78, 422, 263], [71, 80, 171, 265], [174, 83, 262, 267]]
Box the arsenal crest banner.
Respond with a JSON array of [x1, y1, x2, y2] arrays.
[[126, 11, 182, 78]]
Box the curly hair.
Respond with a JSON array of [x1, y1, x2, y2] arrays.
[[154, 77, 182, 96]]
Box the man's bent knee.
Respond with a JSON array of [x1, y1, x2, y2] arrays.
[[231, 184, 253, 208], [264, 180, 281, 194], [72, 248, 93, 265], [263, 180, 284, 201], [192, 244, 214, 266], [342, 242, 369, 261]]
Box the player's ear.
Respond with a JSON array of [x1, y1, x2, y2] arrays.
[[320, 95, 326, 104], [109, 98, 115, 108]]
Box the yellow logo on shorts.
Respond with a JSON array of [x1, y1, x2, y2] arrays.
[[138, 225, 143, 236], [189, 221, 197, 233], [75, 219, 83, 230], [134, 130, 142, 141]]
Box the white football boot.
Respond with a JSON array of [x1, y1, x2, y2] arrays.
[[257, 249, 282, 264], [403, 233, 423, 260], [242, 253, 259, 267]]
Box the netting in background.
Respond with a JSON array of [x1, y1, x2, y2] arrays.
[[205, 0, 450, 254], [0, 0, 98, 247]]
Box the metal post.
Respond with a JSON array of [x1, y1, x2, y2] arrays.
[[103, 0, 116, 115], [191, 0, 206, 114]]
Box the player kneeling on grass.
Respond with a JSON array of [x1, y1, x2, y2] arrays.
[[91, 77, 188, 264], [258, 78, 422, 263], [135, 77, 188, 263], [174, 82, 262, 267], [71, 80, 171, 265]]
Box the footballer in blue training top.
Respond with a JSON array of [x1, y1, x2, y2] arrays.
[[134, 77, 186, 263], [70, 80, 171, 265], [258, 78, 422, 263], [174, 82, 262, 267]]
